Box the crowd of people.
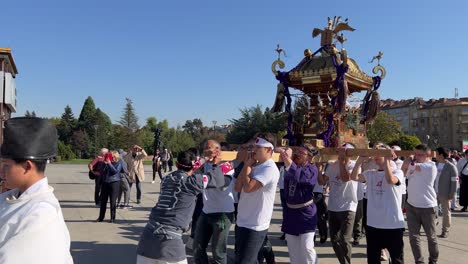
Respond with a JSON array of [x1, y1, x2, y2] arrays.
[[2, 117, 468, 264]]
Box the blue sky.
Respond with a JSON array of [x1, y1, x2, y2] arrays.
[[1, 0, 467, 127]]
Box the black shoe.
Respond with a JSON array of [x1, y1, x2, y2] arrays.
[[279, 233, 285, 240], [352, 239, 359, 246], [109, 219, 115, 223], [137, 200, 141, 204], [320, 236, 327, 244], [438, 232, 448, 238], [96, 218, 103, 222], [460, 207, 467, 212]]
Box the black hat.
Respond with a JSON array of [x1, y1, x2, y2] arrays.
[[0, 117, 57, 160]]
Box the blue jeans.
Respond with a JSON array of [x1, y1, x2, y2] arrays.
[[129, 176, 142, 201], [193, 212, 234, 264], [235, 226, 268, 264]]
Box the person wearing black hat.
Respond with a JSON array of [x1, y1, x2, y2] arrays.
[[0, 117, 73, 263]]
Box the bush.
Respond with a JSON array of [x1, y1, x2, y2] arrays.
[[58, 140, 77, 160], [389, 134, 422, 150]]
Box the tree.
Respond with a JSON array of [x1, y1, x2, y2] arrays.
[[119, 97, 139, 132], [366, 111, 402, 145], [71, 130, 91, 158], [25, 110, 37, 117], [293, 95, 309, 130], [226, 105, 287, 144], [57, 105, 76, 144], [389, 134, 422, 150], [57, 140, 76, 161], [182, 118, 208, 145], [77, 96, 97, 139], [94, 108, 113, 149]]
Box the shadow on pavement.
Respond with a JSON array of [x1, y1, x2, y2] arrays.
[[71, 241, 137, 264]]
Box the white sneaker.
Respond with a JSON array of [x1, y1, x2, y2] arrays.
[[186, 237, 193, 250], [151, 181, 155, 184]]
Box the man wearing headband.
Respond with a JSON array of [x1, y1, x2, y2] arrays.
[[0, 117, 73, 263], [234, 133, 280, 264], [318, 142, 359, 264], [350, 144, 405, 264]]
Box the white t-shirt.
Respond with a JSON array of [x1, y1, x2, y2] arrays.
[[407, 161, 438, 208], [237, 159, 280, 231], [364, 169, 405, 229], [435, 163, 444, 194], [325, 160, 359, 212], [357, 182, 365, 200], [394, 159, 403, 170]]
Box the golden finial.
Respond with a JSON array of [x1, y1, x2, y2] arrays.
[[275, 44, 287, 60]]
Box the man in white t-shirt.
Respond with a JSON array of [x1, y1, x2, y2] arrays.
[[234, 133, 280, 264], [320, 143, 359, 264], [401, 144, 439, 264], [351, 144, 405, 264]]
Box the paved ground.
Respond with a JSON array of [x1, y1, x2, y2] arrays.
[[48, 164, 468, 264]]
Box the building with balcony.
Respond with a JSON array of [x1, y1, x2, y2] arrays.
[[0, 48, 18, 144], [382, 97, 468, 150]]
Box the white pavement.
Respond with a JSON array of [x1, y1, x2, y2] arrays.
[[47, 164, 468, 264]]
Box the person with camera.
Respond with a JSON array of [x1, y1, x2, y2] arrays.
[[234, 133, 280, 264], [88, 148, 109, 206], [124, 145, 147, 204], [97, 151, 126, 223], [279, 145, 319, 263]]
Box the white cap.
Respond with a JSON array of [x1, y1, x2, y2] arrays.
[[391, 145, 402, 151], [341, 142, 355, 149], [101, 148, 109, 155]]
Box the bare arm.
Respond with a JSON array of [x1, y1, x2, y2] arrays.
[[351, 157, 366, 183], [384, 157, 400, 185]]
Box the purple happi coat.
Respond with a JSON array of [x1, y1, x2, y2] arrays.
[[281, 162, 318, 236]]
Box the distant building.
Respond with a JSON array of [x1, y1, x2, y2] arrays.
[[0, 48, 18, 144], [381, 97, 468, 150]]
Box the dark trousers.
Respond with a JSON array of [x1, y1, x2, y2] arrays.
[[314, 192, 329, 240], [152, 163, 162, 181], [363, 198, 368, 234], [190, 193, 204, 238], [257, 236, 275, 264], [366, 226, 404, 264], [129, 176, 142, 201], [193, 212, 234, 264], [162, 161, 168, 172], [353, 199, 364, 241], [235, 226, 268, 264], [329, 210, 355, 264], [98, 181, 120, 221], [94, 175, 103, 205]]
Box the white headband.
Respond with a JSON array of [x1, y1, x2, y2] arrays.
[[341, 143, 355, 149], [255, 137, 274, 149]]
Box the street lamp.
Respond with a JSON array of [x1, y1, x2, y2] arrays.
[[212, 120, 217, 136]]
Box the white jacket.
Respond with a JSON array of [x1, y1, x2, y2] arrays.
[[0, 178, 73, 264]]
